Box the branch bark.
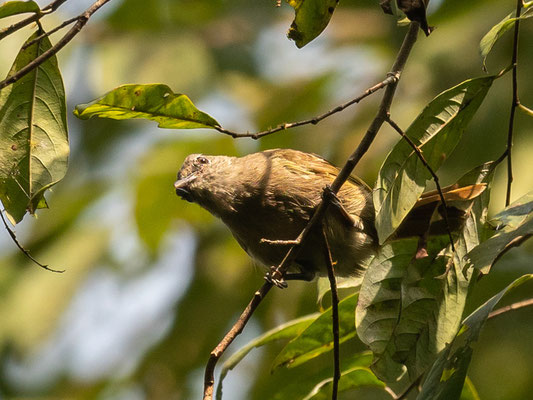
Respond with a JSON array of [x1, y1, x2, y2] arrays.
[[201, 22, 420, 400], [0, 0, 112, 90], [505, 0, 523, 206]]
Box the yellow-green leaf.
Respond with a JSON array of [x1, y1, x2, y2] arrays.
[[74, 84, 219, 129], [287, 0, 338, 48]]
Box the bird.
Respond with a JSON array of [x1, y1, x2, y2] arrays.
[[174, 148, 484, 285]]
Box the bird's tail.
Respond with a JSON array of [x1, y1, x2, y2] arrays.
[[394, 183, 487, 239]]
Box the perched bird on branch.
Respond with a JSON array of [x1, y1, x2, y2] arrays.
[[174, 149, 484, 284]]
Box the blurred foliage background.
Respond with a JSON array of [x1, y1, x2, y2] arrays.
[[0, 0, 532, 399]]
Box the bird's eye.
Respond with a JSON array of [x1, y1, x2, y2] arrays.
[[195, 156, 210, 165]]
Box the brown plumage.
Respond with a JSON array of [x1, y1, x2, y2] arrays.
[[174, 149, 484, 282]]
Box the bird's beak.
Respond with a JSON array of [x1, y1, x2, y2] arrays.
[[174, 174, 196, 202]]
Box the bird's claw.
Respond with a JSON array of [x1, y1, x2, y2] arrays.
[[264, 269, 288, 289]]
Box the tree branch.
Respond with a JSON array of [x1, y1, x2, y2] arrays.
[[322, 223, 340, 400], [505, 0, 523, 206], [0, 0, 112, 90], [201, 22, 420, 400], [489, 298, 533, 319], [214, 75, 398, 139], [0, 0, 68, 42]]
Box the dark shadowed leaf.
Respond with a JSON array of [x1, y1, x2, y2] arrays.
[[467, 192, 533, 274], [216, 314, 319, 400], [359, 162, 494, 384], [418, 274, 533, 400], [74, 84, 219, 129], [0, 1, 40, 19], [271, 352, 374, 400], [397, 0, 432, 35], [272, 293, 358, 370], [0, 32, 68, 224], [287, 0, 339, 48], [374, 76, 495, 244], [480, 3, 533, 71]]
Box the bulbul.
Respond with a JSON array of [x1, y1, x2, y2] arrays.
[[174, 149, 483, 283]]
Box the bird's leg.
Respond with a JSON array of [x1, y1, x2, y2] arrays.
[[264, 264, 316, 288], [264, 267, 288, 289]]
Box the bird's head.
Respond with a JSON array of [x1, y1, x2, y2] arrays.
[[174, 153, 236, 209]]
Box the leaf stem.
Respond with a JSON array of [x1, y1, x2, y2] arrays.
[[0, 208, 63, 272]]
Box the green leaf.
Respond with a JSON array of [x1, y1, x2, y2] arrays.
[[271, 352, 374, 400], [0, 1, 40, 19], [418, 274, 533, 400], [287, 0, 338, 48], [74, 84, 219, 129], [359, 162, 494, 384], [374, 76, 495, 243], [316, 274, 364, 307], [460, 377, 481, 400], [480, 4, 533, 71], [216, 314, 319, 400], [0, 32, 68, 224], [302, 366, 385, 400], [272, 293, 359, 370], [466, 192, 533, 274]]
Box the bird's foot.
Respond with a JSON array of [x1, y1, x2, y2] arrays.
[[265, 267, 288, 289]]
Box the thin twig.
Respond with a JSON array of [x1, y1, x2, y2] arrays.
[[213, 75, 398, 139], [22, 16, 79, 50], [505, 0, 523, 206], [386, 117, 455, 251], [203, 283, 273, 400], [0, 0, 68, 42], [201, 23, 420, 400], [322, 223, 340, 400], [0, 0, 112, 90], [0, 209, 63, 273], [488, 298, 533, 319]]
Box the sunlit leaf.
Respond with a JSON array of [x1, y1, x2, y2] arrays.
[[460, 377, 481, 400], [287, 0, 338, 48], [216, 313, 319, 400], [374, 76, 495, 243], [480, 4, 533, 71], [302, 366, 385, 400], [272, 293, 358, 370], [418, 274, 533, 400], [74, 84, 219, 129], [0, 32, 68, 224], [0, 0, 40, 19], [467, 192, 533, 274]]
